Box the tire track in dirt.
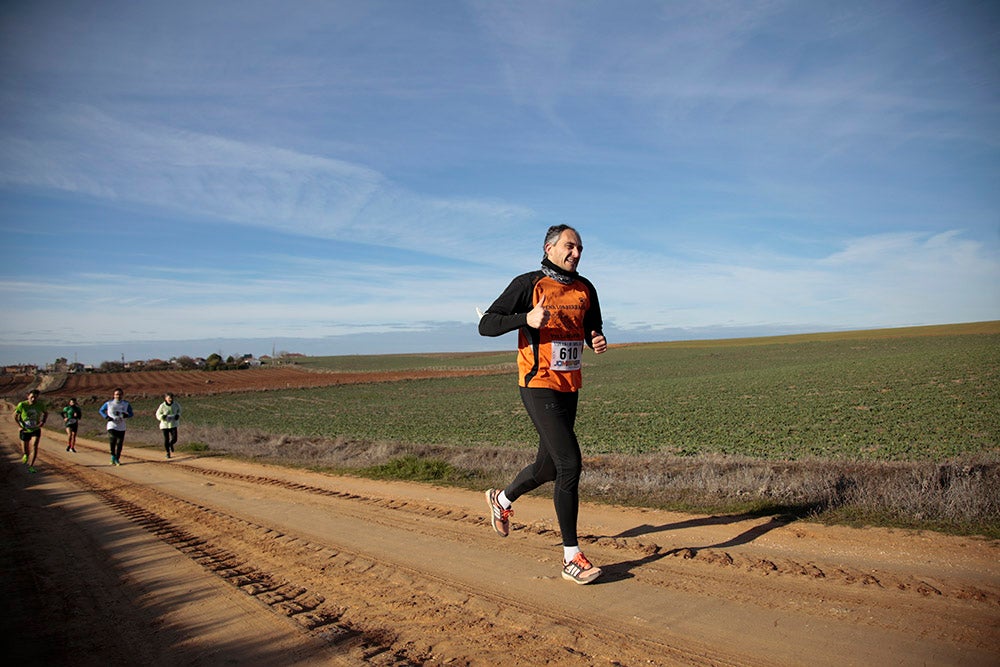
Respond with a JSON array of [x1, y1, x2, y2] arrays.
[[229, 468, 1000, 652], [49, 461, 393, 654], [168, 458, 1000, 612], [87, 450, 999, 656], [11, 427, 1000, 666], [43, 453, 734, 666]]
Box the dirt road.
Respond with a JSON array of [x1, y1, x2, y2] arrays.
[[2, 423, 997, 666]]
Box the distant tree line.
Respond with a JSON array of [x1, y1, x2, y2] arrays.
[[90, 353, 275, 373]]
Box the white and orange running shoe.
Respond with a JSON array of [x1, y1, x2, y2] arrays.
[[562, 552, 602, 585], [485, 488, 512, 537]]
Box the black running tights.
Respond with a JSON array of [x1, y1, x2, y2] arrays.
[[162, 427, 178, 451], [108, 429, 125, 459], [505, 386, 582, 547]]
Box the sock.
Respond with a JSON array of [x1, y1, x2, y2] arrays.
[[497, 490, 512, 510], [563, 545, 581, 562]]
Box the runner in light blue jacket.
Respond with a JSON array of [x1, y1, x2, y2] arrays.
[[99, 388, 133, 466]]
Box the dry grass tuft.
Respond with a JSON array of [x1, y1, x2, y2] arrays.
[[128, 424, 1000, 539]]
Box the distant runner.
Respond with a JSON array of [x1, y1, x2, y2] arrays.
[[13, 389, 48, 473], [478, 224, 608, 584], [99, 388, 133, 466], [62, 397, 82, 452], [155, 393, 181, 458]]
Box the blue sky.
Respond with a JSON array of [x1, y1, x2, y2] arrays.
[[2, 0, 998, 365]]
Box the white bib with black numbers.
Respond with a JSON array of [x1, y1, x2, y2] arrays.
[[550, 340, 583, 372]]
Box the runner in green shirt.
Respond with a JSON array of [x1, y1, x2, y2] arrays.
[[62, 397, 82, 452], [13, 389, 47, 473]]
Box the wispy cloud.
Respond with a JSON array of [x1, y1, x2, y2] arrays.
[[593, 229, 1000, 330], [5, 225, 993, 349], [0, 1, 997, 364], [0, 105, 538, 264]]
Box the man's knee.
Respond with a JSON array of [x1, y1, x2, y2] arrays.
[[555, 458, 582, 481], [533, 465, 557, 485]]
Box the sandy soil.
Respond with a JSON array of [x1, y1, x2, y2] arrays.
[[2, 421, 998, 666]]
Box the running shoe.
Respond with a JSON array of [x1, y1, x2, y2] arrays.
[[485, 488, 512, 537], [66, 446, 71, 452], [27, 466, 37, 474], [21, 454, 28, 464], [70, 447, 76, 452], [562, 552, 602, 585]]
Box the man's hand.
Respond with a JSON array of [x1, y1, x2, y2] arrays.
[[591, 331, 607, 354], [526, 295, 549, 329]]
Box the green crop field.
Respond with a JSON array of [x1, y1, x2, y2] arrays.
[[128, 323, 999, 463], [291, 350, 514, 372]]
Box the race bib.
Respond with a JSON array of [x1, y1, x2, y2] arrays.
[[23, 419, 37, 429], [550, 340, 583, 372], [66, 418, 78, 425]]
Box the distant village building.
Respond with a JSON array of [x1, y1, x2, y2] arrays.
[[3, 364, 38, 375]]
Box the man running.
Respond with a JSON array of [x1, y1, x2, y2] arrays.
[[13, 389, 48, 473], [62, 397, 82, 452], [99, 388, 133, 466], [478, 224, 608, 584], [155, 392, 181, 458]]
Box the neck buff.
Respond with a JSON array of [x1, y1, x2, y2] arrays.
[[541, 257, 577, 285]]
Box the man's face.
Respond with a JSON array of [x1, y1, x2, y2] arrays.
[[113, 391, 123, 400], [545, 229, 582, 273], [27, 393, 37, 404]]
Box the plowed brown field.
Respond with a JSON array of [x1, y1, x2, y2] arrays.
[[0, 373, 35, 399], [32, 366, 508, 399]]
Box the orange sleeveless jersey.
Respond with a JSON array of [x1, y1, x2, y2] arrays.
[[517, 276, 591, 391]]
